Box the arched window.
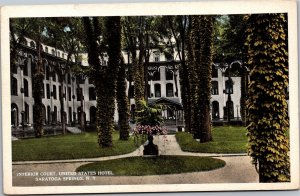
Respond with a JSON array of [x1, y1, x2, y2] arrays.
[[152, 70, 160, 81], [225, 79, 233, 94], [212, 101, 219, 119], [11, 103, 19, 127], [25, 102, 29, 124], [30, 41, 36, 48], [11, 77, 18, 96], [128, 85, 134, 98], [53, 85, 57, 99], [51, 49, 55, 55], [211, 81, 219, 95], [47, 105, 51, 124], [154, 84, 161, 97], [45, 47, 49, 53], [166, 83, 174, 97], [89, 87, 96, 100], [57, 51, 60, 57], [165, 69, 173, 80], [53, 106, 57, 123], [23, 78, 29, 97], [68, 107, 72, 124], [90, 106, 97, 124]]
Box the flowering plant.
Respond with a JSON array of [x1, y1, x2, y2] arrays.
[[133, 125, 168, 136]]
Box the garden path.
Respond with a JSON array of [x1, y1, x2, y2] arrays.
[[12, 135, 259, 186]]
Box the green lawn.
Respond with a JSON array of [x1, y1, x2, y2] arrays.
[[175, 126, 248, 153], [12, 132, 140, 161], [76, 155, 225, 176]]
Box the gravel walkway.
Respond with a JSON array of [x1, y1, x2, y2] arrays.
[[12, 135, 259, 186]]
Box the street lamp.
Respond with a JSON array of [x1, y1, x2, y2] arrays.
[[213, 61, 233, 125]]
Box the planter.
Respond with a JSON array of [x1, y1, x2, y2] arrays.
[[143, 135, 159, 156]]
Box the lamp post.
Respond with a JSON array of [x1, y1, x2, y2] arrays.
[[214, 62, 232, 125]]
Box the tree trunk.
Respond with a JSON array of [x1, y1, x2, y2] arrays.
[[245, 13, 290, 182], [117, 58, 130, 140], [32, 40, 44, 137]]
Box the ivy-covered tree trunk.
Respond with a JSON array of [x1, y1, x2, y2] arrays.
[[117, 58, 130, 140], [189, 16, 213, 142], [83, 17, 120, 148], [32, 40, 44, 137], [197, 16, 213, 142], [245, 13, 290, 182], [188, 16, 201, 138]]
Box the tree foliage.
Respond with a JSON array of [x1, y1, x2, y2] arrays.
[[245, 13, 290, 182]]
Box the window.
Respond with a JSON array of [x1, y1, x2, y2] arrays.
[[46, 66, 50, 80], [68, 87, 71, 101], [166, 83, 174, 97], [128, 85, 134, 99], [79, 76, 85, 84], [47, 106, 51, 124], [89, 87, 96, 100], [24, 79, 29, 97], [212, 101, 219, 119], [52, 49, 55, 55], [42, 82, 45, 98], [152, 70, 160, 81], [57, 51, 60, 57], [165, 69, 173, 80], [225, 79, 233, 94], [23, 61, 28, 76], [212, 65, 218, 78], [11, 77, 18, 96], [90, 106, 97, 124], [67, 74, 71, 84], [12, 63, 18, 74], [53, 85, 57, 99], [154, 84, 161, 97], [24, 102, 29, 124], [77, 88, 83, 101], [30, 41, 36, 48], [211, 81, 219, 95], [154, 52, 160, 62], [53, 106, 57, 123], [46, 84, 50, 99], [45, 47, 48, 53], [62, 53, 65, 59], [59, 86, 62, 99], [30, 57, 35, 77], [52, 73, 56, 82]]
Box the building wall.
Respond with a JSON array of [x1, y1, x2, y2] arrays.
[[10, 40, 242, 128]]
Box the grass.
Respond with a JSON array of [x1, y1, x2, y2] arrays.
[[12, 132, 140, 161], [175, 126, 248, 153], [76, 155, 226, 176]]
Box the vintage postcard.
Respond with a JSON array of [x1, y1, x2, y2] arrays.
[[1, 1, 299, 195]]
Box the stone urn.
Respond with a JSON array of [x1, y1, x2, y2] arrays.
[[143, 134, 159, 156]]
